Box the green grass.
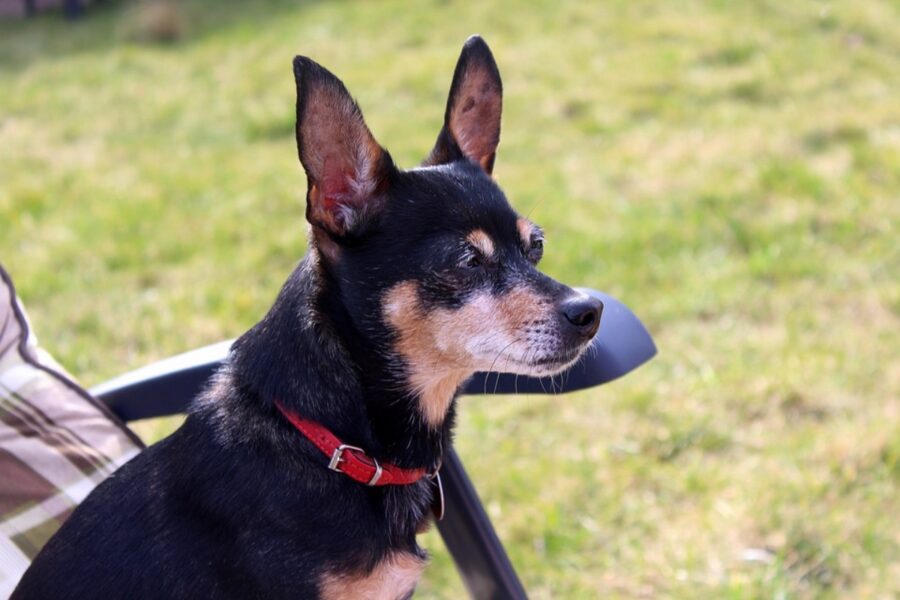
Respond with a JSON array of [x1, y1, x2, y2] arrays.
[[2, 0, 899, 597]]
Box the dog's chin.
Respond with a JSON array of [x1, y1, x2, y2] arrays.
[[480, 343, 591, 378], [522, 351, 584, 377]]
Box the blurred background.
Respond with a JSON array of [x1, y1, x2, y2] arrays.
[[1, 1, 898, 597]]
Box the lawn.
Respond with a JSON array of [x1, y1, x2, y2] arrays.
[[2, 0, 898, 597]]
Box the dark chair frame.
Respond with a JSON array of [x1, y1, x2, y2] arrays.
[[90, 289, 655, 599]]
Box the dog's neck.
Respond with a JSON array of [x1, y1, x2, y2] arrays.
[[226, 255, 456, 472]]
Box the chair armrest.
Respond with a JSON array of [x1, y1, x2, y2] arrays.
[[90, 340, 233, 421], [91, 289, 655, 420]]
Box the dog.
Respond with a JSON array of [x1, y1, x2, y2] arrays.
[[13, 35, 602, 599]]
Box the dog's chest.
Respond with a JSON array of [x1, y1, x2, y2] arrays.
[[318, 551, 425, 600]]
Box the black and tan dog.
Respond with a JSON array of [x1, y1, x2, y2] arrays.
[[13, 36, 602, 599]]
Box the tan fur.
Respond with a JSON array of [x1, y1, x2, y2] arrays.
[[496, 286, 548, 331], [384, 282, 550, 427], [466, 229, 496, 260], [517, 217, 535, 249], [319, 552, 425, 600], [448, 65, 502, 169]]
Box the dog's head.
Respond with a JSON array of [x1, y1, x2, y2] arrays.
[[294, 36, 602, 426]]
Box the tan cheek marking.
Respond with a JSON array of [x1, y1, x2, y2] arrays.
[[319, 552, 425, 600], [466, 229, 495, 261], [517, 218, 534, 250], [384, 283, 491, 427], [385, 283, 557, 425]]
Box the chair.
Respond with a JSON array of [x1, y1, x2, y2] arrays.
[[87, 288, 654, 598]]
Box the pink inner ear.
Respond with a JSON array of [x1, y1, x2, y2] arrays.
[[298, 74, 388, 234], [450, 66, 501, 169], [320, 165, 351, 205], [316, 167, 355, 228]]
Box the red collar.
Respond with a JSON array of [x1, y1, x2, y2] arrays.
[[274, 400, 428, 486]]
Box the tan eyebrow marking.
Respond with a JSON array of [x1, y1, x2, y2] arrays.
[[466, 229, 495, 259], [517, 218, 535, 248]]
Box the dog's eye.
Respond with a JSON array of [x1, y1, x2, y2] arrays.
[[527, 236, 544, 264], [461, 250, 482, 270], [457, 241, 488, 270]]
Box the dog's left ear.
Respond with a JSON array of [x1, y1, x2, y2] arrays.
[[425, 35, 503, 175], [294, 56, 393, 239]]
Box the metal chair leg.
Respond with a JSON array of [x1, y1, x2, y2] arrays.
[[437, 449, 528, 600]]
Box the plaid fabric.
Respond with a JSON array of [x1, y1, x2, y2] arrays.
[[0, 266, 143, 597]]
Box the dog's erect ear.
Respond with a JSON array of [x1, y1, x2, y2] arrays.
[[425, 35, 503, 175], [294, 56, 393, 238]]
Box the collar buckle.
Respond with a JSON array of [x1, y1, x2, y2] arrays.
[[328, 444, 383, 486], [275, 400, 427, 486], [327, 443, 365, 472]]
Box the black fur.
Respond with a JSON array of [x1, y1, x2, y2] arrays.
[[13, 36, 599, 599]]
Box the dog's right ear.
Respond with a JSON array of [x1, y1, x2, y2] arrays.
[[293, 57, 393, 239]]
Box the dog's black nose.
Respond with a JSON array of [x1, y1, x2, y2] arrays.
[[561, 297, 603, 339]]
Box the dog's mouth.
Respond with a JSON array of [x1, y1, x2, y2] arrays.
[[525, 345, 588, 376], [532, 346, 583, 366], [482, 339, 592, 378]]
